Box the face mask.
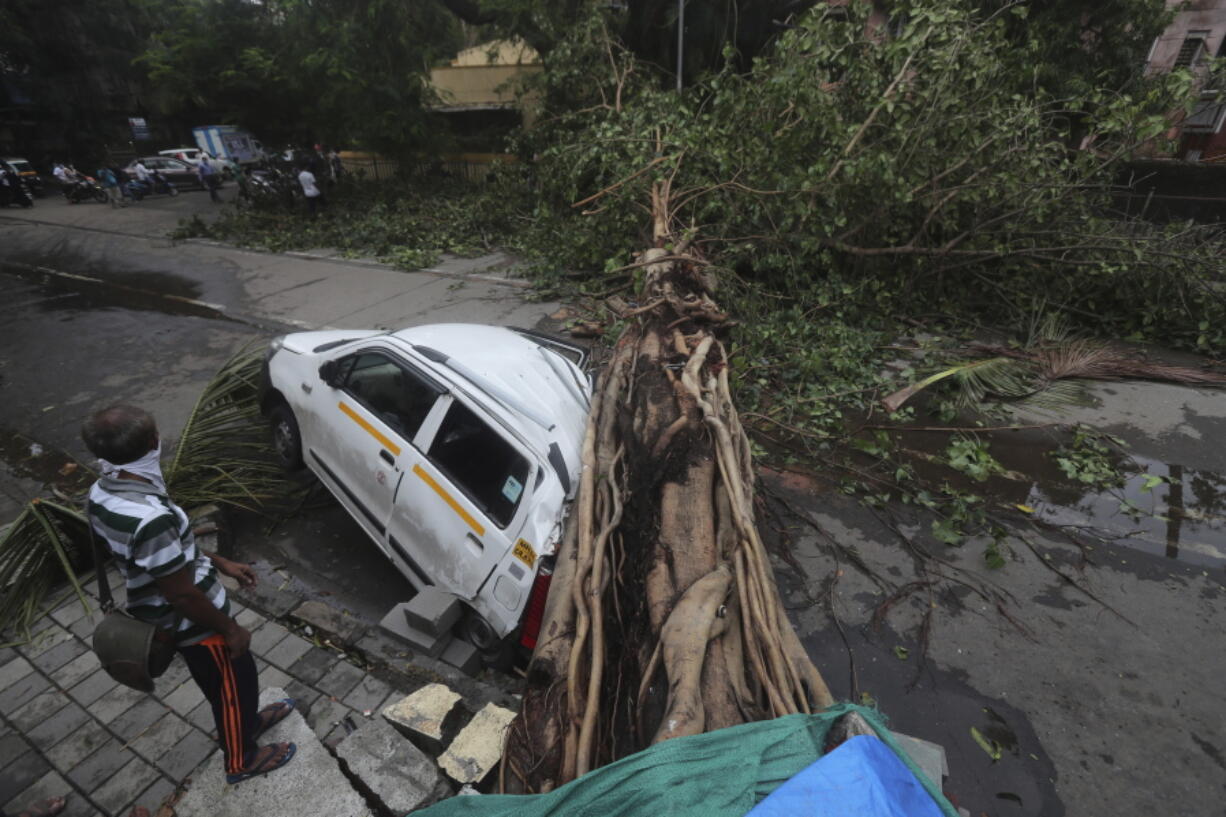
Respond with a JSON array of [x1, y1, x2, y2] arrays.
[[98, 440, 167, 493]]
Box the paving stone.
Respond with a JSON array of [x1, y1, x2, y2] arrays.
[[305, 695, 355, 740], [28, 636, 88, 675], [9, 690, 70, 732], [109, 697, 169, 741], [19, 625, 74, 660], [0, 748, 51, 805], [283, 681, 321, 715], [185, 700, 218, 735], [233, 607, 263, 630], [157, 726, 218, 782], [291, 600, 364, 644], [258, 665, 293, 692], [43, 718, 111, 770], [341, 673, 392, 715], [65, 737, 133, 792], [135, 775, 177, 815], [173, 687, 370, 817], [157, 659, 192, 691], [287, 647, 336, 685], [28, 701, 92, 750], [1, 769, 72, 817], [0, 733, 30, 771], [336, 717, 451, 813], [0, 671, 53, 717], [0, 646, 19, 668], [129, 713, 195, 764], [0, 655, 34, 694], [89, 683, 147, 725], [68, 610, 103, 641], [49, 597, 93, 628], [90, 756, 161, 816], [161, 680, 206, 715], [249, 621, 291, 656], [264, 634, 313, 670], [49, 650, 100, 691], [438, 702, 516, 786], [67, 668, 119, 707], [315, 661, 365, 700], [383, 683, 463, 752]]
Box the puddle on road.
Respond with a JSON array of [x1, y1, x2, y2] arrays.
[[1, 262, 228, 321], [892, 428, 1226, 568], [0, 428, 94, 497]]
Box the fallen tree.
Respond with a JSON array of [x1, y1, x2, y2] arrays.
[[501, 183, 832, 792]]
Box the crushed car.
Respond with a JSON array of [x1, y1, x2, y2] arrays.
[[261, 323, 590, 659]]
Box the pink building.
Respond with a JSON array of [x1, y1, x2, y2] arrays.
[[1148, 1, 1226, 160]]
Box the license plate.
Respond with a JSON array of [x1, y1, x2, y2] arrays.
[[513, 539, 536, 567]]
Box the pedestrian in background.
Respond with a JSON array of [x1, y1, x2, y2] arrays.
[[198, 155, 221, 203], [297, 161, 322, 216], [97, 165, 124, 208]]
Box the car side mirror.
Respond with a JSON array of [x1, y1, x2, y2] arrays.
[[319, 360, 343, 388]]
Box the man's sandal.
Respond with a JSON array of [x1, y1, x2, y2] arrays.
[[254, 698, 298, 738], [225, 741, 297, 785]]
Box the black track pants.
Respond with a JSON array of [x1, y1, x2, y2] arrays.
[[178, 634, 259, 774]]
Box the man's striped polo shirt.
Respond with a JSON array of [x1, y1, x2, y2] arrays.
[[87, 475, 229, 647]]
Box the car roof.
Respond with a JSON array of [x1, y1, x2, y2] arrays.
[[385, 324, 589, 474]]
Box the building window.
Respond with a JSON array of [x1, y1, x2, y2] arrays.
[[1173, 31, 1210, 68]]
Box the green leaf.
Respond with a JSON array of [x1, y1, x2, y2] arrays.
[[971, 726, 1003, 762], [893, 646, 910, 660]]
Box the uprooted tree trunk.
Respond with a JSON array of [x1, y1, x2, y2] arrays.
[[501, 184, 833, 792]]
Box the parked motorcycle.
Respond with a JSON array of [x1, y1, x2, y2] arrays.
[[64, 175, 109, 204], [0, 163, 34, 208], [127, 171, 179, 201]]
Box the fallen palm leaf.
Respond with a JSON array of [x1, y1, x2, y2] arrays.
[[0, 499, 92, 642]]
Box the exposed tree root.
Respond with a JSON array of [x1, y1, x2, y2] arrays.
[[501, 183, 833, 790]]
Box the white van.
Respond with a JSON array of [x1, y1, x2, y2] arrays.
[[260, 324, 590, 654]]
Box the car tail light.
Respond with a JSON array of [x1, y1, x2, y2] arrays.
[[519, 560, 554, 650]]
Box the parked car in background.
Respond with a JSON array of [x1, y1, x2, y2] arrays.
[[2, 157, 43, 195], [157, 148, 227, 175], [125, 156, 213, 191], [261, 324, 591, 659]]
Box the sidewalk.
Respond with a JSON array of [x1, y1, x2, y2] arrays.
[[0, 559, 518, 817]]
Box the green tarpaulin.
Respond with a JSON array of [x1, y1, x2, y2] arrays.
[[416, 704, 958, 817]]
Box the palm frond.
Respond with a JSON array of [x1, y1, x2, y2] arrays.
[[166, 344, 301, 512], [0, 500, 91, 642]]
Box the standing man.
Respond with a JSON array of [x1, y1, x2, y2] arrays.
[[82, 405, 297, 785], [297, 161, 322, 216], [97, 165, 123, 208], [198, 155, 221, 203]]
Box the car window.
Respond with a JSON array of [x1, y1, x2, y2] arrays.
[[342, 352, 440, 440], [428, 400, 530, 528]]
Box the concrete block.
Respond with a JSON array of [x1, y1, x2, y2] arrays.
[[43, 718, 110, 770], [64, 737, 132, 791], [48, 650, 100, 690], [438, 703, 516, 786], [894, 732, 948, 785], [440, 638, 482, 675], [287, 647, 338, 685], [173, 687, 372, 817], [249, 621, 292, 655], [157, 728, 218, 782], [292, 600, 364, 645], [27, 701, 92, 750], [66, 666, 118, 707], [403, 587, 462, 636], [9, 690, 69, 732], [382, 683, 463, 754], [340, 673, 392, 715], [19, 625, 73, 660], [128, 713, 196, 762], [336, 718, 451, 814], [89, 755, 161, 816], [378, 603, 447, 657], [1, 769, 70, 817], [0, 671, 52, 716], [0, 655, 34, 695], [0, 747, 51, 806]]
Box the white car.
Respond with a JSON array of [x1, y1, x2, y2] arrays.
[[158, 148, 227, 175], [260, 324, 590, 654]]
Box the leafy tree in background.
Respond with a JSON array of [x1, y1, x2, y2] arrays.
[[0, 0, 153, 162], [137, 0, 462, 156]]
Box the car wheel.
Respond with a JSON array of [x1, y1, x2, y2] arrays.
[[269, 403, 304, 469], [458, 608, 516, 670]]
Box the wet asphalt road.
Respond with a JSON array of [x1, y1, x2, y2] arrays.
[[3, 196, 1225, 817]]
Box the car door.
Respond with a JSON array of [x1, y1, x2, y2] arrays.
[[308, 350, 444, 564], [388, 393, 533, 601]]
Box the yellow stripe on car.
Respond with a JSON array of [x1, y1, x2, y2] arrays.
[[338, 401, 401, 456], [412, 464, 485, 536]]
